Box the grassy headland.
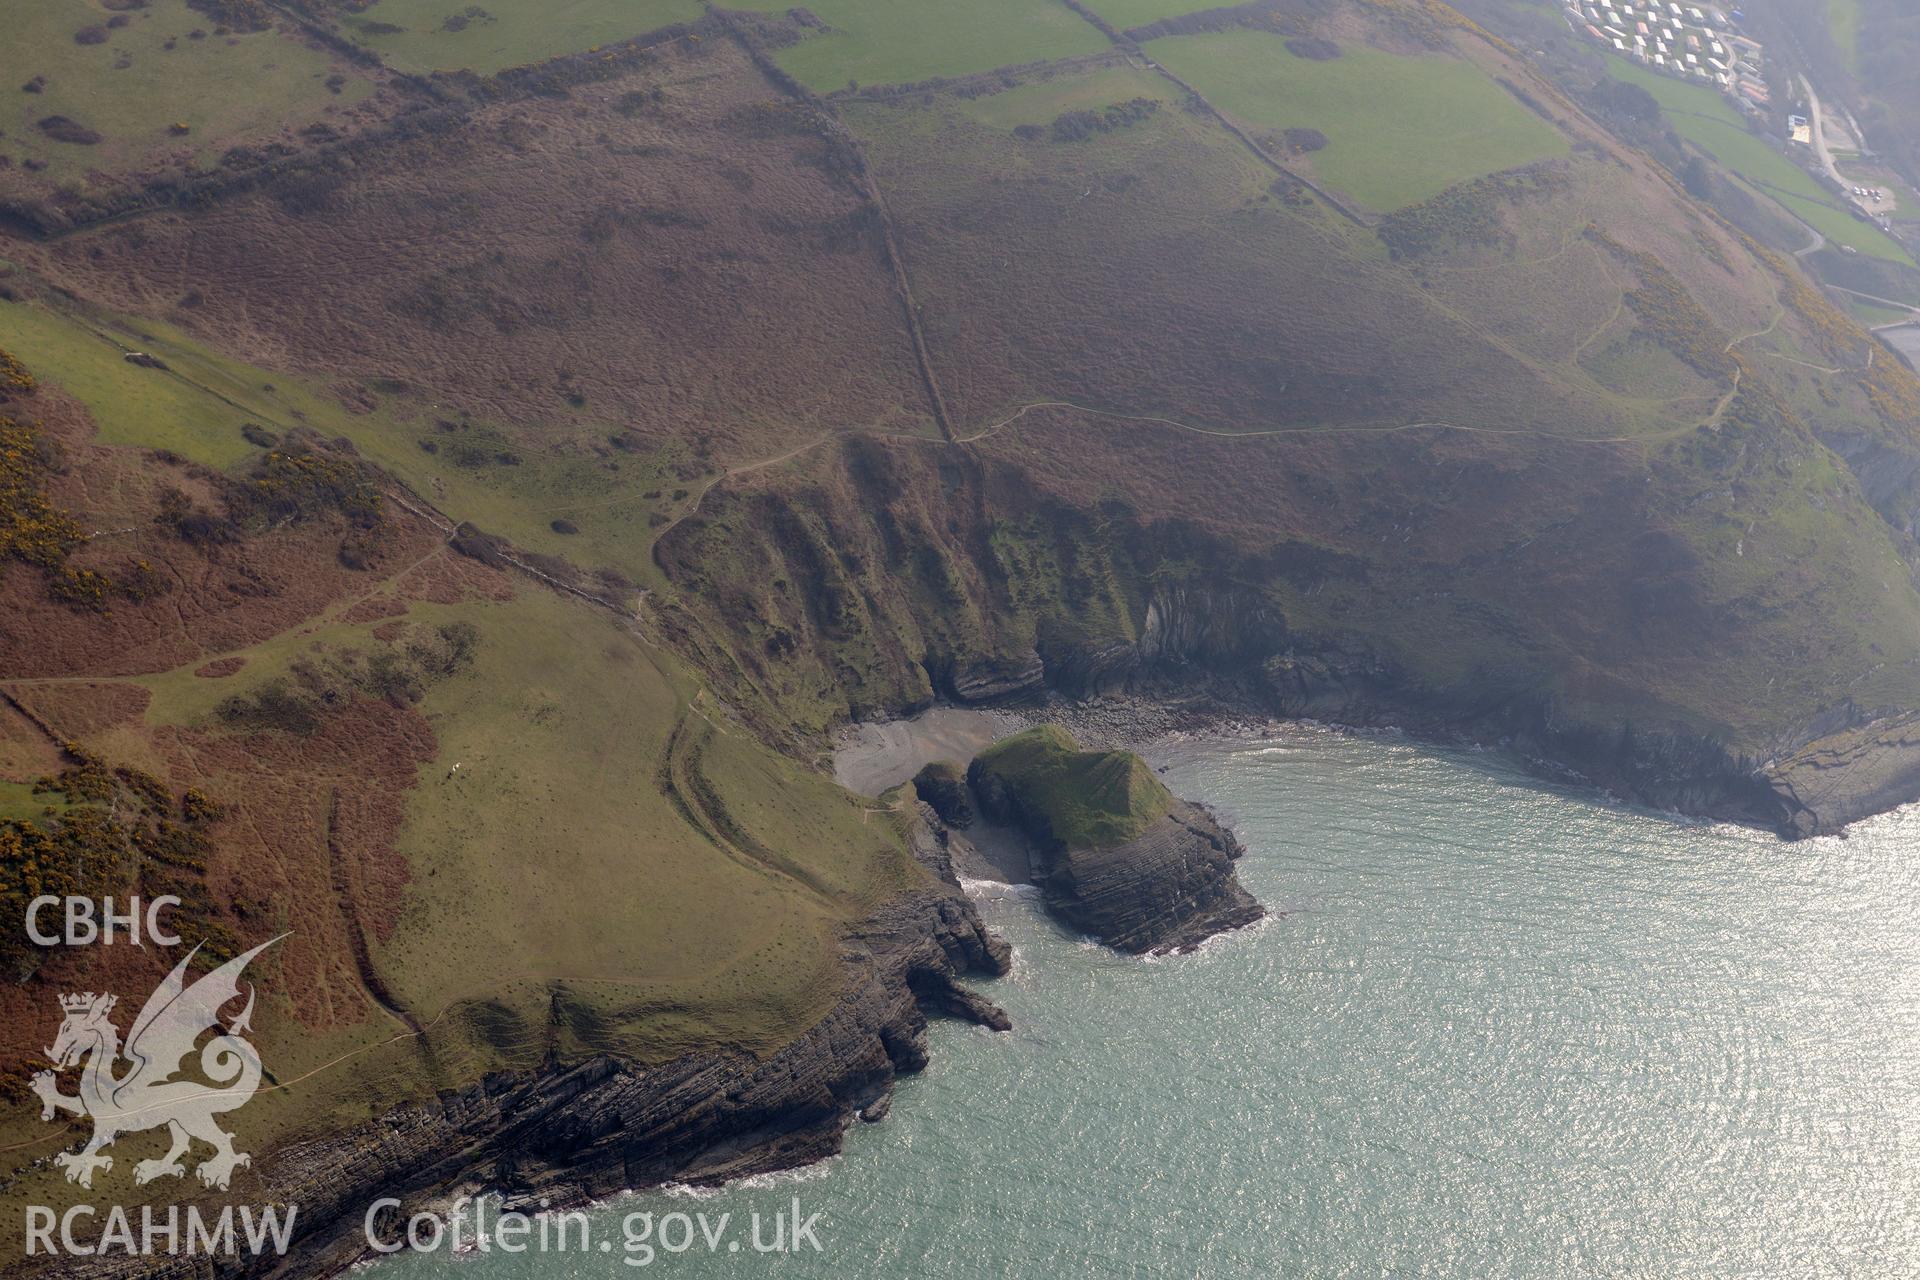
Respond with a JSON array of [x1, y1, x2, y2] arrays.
[[972, 726, 1171, 849]]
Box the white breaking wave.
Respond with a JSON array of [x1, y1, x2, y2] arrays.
[[958, 876, 1042, 901], [655, 1155, 843, 1201]]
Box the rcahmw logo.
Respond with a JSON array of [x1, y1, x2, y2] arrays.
[[22, 933, 299, 1260], [26, 1202, 296, 1260]]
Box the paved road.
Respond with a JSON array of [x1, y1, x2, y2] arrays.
[[1802, 77, 1847, 189], [1791, 217, 1825, 259]]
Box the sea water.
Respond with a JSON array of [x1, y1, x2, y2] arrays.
[[375, 726, 1919, 1278]]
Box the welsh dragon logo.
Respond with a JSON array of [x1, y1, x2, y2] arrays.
[[31, 937, 282, 1191]]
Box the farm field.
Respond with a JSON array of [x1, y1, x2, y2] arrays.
[[11, 0, 1920, 1252], [1605, 56, 1911, 262], [0, 536, 927, 1218], [1146, 31, 1568, 210], [1772, 187, 1910, 261], [1083, 0, 1212, 28], [0, 283, 937, 1197], [1847, 298, 1913, 327], [9, 37, 947, 583], [734, 0, 1111, 92], [335, 0, 702, 75], [844, 69, 1629, 442], [0, 292, 688, 584], [0, 298, 266, 468], [0, 0, 377, 190]]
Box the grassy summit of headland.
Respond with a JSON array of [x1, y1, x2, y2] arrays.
[[971, 726, 1172, 850]]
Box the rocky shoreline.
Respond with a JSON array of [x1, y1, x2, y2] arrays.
[[32, 678, 1907, 1278], [943, 678, 1916, 842], [28, 808, 1011, 1280], [825, 558, 1920, 840], [966, 793, 1263, 954], [18, 702, 1275, 1280]]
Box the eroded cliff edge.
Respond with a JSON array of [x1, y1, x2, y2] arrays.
[[653, 436, 1920, 840], [28, 808, 1009, 1280]]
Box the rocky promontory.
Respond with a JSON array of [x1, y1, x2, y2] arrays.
[[911, 759, 976, 828], [958, 726, 1263, 954], [20, 804, 1009, 1280]]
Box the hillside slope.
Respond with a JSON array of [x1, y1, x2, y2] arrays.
[[5, 0, 1920, 1266]]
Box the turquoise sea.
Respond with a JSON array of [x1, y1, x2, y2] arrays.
[[376, 726, 1920, 1277]]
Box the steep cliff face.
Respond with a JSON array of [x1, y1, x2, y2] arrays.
[[1026, 800, 1265, 955], [656, 431, 1920, 838], [1765, 711, 1920, 838], [1816, 428, 1920, 542], [1252, 646, 1920, 837], [912, 761, 977, 828], [964, 727, 1263, 953]]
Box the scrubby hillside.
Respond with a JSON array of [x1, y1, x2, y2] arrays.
[[0, 322, 970, 1240], [6, 0, 1920, 1264]]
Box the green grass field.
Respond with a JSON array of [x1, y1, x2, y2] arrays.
[[338, 0, 700, 75], [1846, 298, 1913, 327], [0, 300, 262, 467], [0, 283, 940, 1205], [0, 781, 62, 825], [368, 587, 921, 1059], [1, 585, 934, 1212], [1580, 332, 1719, 400], [1, 0, 376, 189], [134, 601, 472, 729], [1147, 32, 1568, 210], [1083, 0, 1210, 28], [1772, 187, 1911, 261], [735, 0, 1111, 92], [1606, 56, 1911, 262]]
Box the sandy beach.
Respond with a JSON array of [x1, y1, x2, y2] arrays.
[[831, 706, 1023, 797]]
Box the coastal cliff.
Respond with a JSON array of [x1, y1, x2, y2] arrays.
[[655, 432, 1920, 841], [13, 0, 1920, 1269], [1765, 711, 1920, 839], [961, 727, 1264, 954], [29, 809, 1009, 1280]]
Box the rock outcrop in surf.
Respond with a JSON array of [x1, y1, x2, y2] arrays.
[[962, 726, 1263, 953]]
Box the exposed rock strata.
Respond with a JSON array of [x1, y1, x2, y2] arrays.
[[33, 811, 1008, 1279], [937, 649, 1047, 704], [1041, 585, 1907, 840], [912, 760, 976, 827], [1037, 800, 1264, 953], [658, 445, 1920, 840], [967, 749, 1263, 954], [1766, 711, 1920, 838]]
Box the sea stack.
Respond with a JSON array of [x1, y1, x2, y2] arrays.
[[966, 726, 1263, 953]]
